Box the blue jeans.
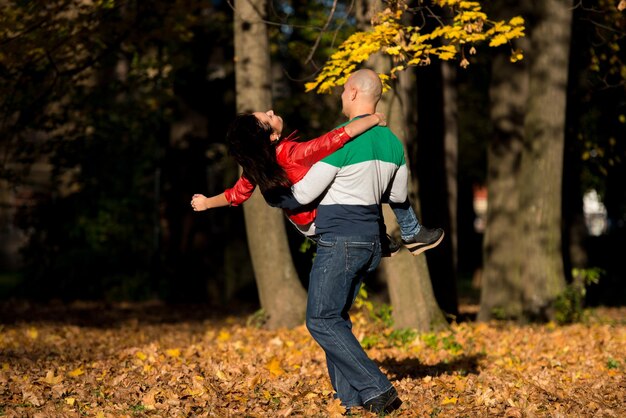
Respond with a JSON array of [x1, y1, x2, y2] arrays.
[[306, 234, 392, 408], [389, 199, 421, 241]]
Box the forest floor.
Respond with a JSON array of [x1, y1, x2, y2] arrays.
[[0, 300, 625, 417]]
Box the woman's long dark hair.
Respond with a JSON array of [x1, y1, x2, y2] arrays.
[[226, 113, 290, 193]]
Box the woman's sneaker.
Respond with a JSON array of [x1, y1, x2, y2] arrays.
[[381, 234, 401, 257], [402, 227, 444, 256]]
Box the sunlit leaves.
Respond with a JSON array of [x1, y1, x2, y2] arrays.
[[306, 0, 526, 93], [588, 0, 626, 88], [2, 303, 625, 416], [576, 0, 626, 188]]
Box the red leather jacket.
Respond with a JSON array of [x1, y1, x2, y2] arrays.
[[224, 126, 352, 225]]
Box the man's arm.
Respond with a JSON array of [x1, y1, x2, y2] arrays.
[[264, 161, 339, 209], [291, 161, 339, 205]]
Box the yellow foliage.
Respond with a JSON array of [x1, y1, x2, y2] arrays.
[[307, 0, 526, 94]]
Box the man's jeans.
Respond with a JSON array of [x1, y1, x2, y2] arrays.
[[306, 234, 393, 408]]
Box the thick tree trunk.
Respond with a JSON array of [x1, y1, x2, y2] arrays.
[[442, 62, 459, 273], [377, 68, 448, 332], [414, 62, 458, 316], [478, 50, 528, 321], [233, 0, 307, 329], [361, 0, 447, 331], [518, 0, 572, 319]]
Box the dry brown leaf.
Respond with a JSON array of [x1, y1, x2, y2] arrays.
[[326, 398, 346, 417]]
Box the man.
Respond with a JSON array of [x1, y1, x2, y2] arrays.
[[269, 68, 429, 413]]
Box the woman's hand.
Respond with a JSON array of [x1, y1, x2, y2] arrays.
[[374, 112, 387, 127], [191, 194, 209, 211]]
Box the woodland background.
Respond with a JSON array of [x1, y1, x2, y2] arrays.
[[1, 0, 624, 324], [1, 0, 625, 416]]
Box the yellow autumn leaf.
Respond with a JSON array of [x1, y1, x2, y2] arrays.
[[26, 327, 38, 339], [42, 370, 64, 385], [65, 397, 76, 406], [165, 348, 181, 358], [304, 82, 317, 92], [217, 330, 231, 342], [266, 357, 285, 377], [69, 367, 84, 377], [442, 397, 458, 405], [136, 351, 147, 361]]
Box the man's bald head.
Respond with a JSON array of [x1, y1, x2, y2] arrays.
[[341, 69, 383, 118], [348, 69, 383, 101]]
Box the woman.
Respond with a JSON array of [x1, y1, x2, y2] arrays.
[[191, 110, 386, 236]]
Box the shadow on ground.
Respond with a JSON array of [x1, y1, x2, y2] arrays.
[[379, 353, 485, 381], [0, 300, 258, 327]]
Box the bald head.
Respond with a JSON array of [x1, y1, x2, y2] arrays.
[[349, 69, 383, 101], [341, 69, 383, 118]]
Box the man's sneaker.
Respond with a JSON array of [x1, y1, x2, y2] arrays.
[[381, 234, 401, 257], [402, 226, 444, 256], [363, 386, 402, 414]]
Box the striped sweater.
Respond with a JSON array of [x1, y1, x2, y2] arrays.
[[291, 121, 408, 236]]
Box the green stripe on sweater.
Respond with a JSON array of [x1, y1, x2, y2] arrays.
[[321, 125, 405, 167]]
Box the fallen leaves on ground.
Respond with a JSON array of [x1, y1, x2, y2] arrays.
[[1, 302, 625, 417]]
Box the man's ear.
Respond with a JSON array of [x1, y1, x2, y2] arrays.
[[350, 87, 358, 101]]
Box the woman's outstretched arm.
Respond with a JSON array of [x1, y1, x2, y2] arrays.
[[191, 173, 257, 212], [191, 192, 229, 211]]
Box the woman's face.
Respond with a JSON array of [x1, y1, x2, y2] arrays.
[[253, 110, 283, 141]]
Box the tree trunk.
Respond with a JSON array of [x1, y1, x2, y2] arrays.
[[442, 62, 459, 274], [518, 0, 572, 319], [414, 61, 458, 316], [478, 49, 528, 321], [233, 0, 307, 329], [377, 68, 448, 332], [361, 0, 447, 331]]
